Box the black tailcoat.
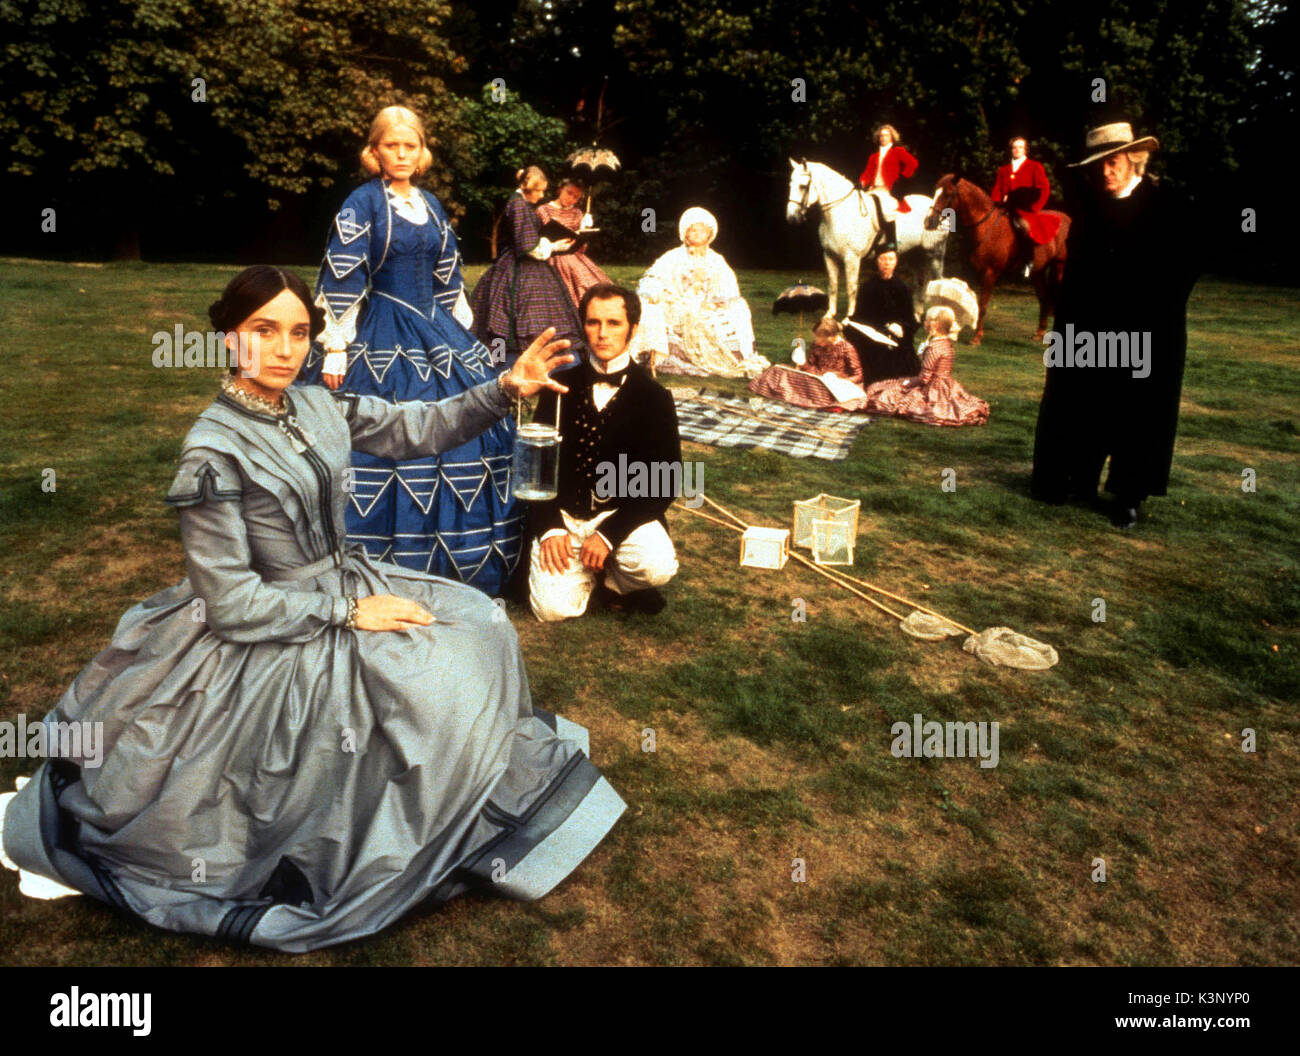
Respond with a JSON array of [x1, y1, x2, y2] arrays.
[[532, 362, 682, 548]]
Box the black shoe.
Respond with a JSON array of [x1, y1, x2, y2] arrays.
[[602, 585, 667, 615], [1110, 502, 1140, 529]]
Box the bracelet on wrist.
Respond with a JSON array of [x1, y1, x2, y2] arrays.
[[344, 595, 359, 630]]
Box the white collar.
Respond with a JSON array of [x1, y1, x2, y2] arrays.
[[386, 185, 428, 223], [590, 351, 631, 376], [1010, 156, 1026, 170], [1115, 174, 1143, 199], [878, 144, 891, 156]]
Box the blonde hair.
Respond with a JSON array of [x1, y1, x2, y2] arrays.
[[874, 124, 902, 145], [812, 316, 842, 343], [360, 106, 434, 179], [925, 305, 958, 337], [516, 165, 547, 191]]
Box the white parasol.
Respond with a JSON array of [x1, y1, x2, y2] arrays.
[[922, 278, 980, 331]]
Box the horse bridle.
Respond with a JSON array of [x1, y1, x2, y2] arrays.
[[934, 179, 998, 232], [788, 165, 861, 214]]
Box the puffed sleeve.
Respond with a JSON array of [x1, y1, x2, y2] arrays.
[[837, 338, 865, 385], [711, 252, 742, 303], [315, 188, 375, 352], [332, 379, 513, 461], [165, 450, 349, 642], [919, 343, 943, 385], [505, 195, 558, 261], [637, 251, 673, 301]]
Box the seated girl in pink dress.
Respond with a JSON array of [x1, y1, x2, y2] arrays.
[[536, 177, 613, 307], [862, 306, 989, 426], [748, 317, 869, 411]]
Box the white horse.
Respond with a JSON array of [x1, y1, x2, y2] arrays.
[[786, 158, 948, 319]]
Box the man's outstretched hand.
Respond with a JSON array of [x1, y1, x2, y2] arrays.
[[501, 327, 575, 399]]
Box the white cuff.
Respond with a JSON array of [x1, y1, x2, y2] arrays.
[[322, 351, 348, 377], [540, 528, 570, 543], [317, 296, 362, 353], [528, 238, 555, 262]]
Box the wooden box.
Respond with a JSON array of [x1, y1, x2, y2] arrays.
[[812, 518, 855, 566], [793, 494, 860, 549], [740, 526, 790, 570]]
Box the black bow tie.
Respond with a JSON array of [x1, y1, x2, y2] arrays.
[[585, 360, 631, 386]]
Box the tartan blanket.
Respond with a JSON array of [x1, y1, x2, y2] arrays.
[[669, 387, 870, 460]]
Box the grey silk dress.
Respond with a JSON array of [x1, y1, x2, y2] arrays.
[[0, 380, 625, 952]]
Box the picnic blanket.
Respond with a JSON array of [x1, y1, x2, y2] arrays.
[[669, 387, 870, 460]]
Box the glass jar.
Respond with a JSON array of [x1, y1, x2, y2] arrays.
[[512, 423, 562, 501]]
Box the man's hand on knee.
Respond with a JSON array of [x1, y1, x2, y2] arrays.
[[580, 533, 611, 572], [539, 534, 576, 575]]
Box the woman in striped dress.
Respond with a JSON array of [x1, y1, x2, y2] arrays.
[[863, 306, 989, 426]]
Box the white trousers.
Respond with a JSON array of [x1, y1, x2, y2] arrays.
[[529, 510, 678, 622], [868, 188, 900, 222]]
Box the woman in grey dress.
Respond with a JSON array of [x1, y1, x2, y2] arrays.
[[0, 266, 625, 953]]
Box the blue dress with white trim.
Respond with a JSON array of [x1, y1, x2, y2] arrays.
[[298, 177, 520, 594]]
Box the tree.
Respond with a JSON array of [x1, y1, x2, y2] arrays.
[[447, 82, 577, 259], [0, 0, 474, 257]]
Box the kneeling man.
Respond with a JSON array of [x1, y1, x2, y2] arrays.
[[530, 283, 681, 620]]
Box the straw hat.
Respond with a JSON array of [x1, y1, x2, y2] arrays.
[[1069, 122, 1160, 167]]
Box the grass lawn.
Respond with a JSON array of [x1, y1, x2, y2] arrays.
[[0, 257, 1296, 966]]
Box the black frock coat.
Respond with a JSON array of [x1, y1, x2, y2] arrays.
[[1031, 176, 1199, 502]]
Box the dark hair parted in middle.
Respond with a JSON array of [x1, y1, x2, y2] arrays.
[[208, 266, 325, 340], [579, 283, 642, 328]]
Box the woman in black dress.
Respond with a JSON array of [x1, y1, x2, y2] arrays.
[[844, 248, 920, 384]]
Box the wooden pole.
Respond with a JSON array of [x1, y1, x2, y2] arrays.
[[698, 493, 976, 634], [680, 503, 904, 620]]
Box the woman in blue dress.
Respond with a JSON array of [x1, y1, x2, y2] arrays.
[[0, 266, 625, 952], [298, 106, 518, 595]]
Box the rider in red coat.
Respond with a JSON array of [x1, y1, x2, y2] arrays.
[[991, 137, 1062, 244], [859, 124, 919, 213]]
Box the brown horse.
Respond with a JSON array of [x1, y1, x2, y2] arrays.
[[925, 175, 1070, 344]]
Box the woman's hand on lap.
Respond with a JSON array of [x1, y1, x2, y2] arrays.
[[354, 594, 434, 631]]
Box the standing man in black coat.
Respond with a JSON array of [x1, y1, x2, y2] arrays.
[[1030, 122, 1200, 527], [529, 283, 682, 620]]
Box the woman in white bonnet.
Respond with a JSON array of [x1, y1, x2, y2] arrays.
[[633, 207, 767, 377]]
